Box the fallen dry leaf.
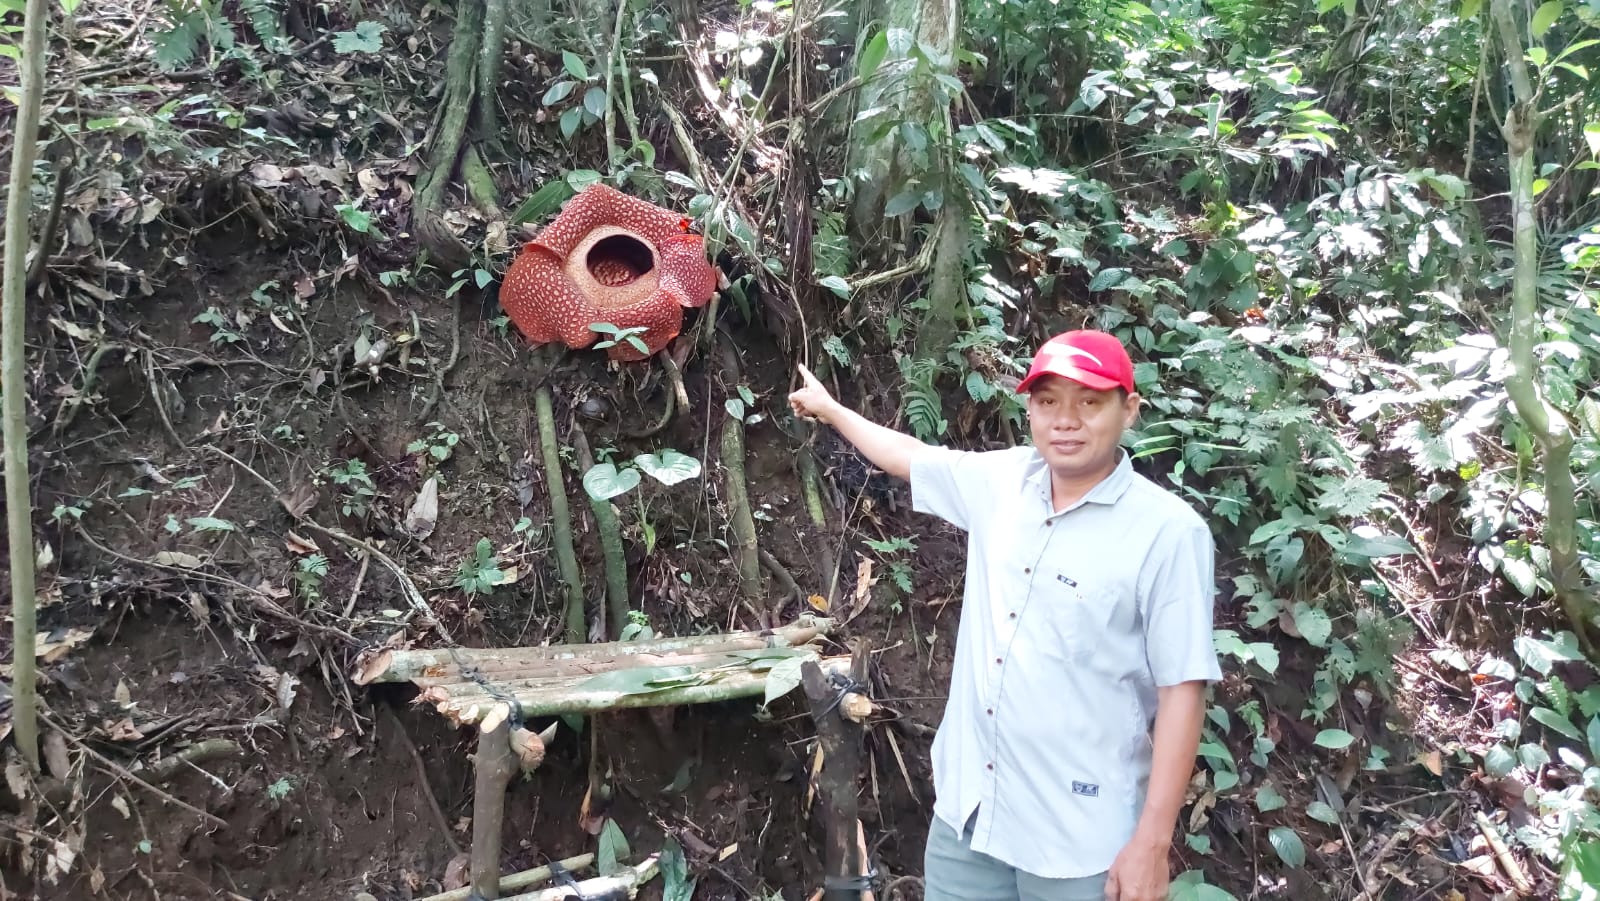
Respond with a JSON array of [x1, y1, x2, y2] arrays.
[[1419, 750, 1443, 776], [405, 477, 439, 539], [114, 679, 131, 706], [284, 531, 321, 555], [153, 551, 204, 569], [36, 628, 94, 662], [105, 718, 145, 742], [442, 853, 470, 890], [43, 730, 71, 780], [807, 593, 829, 613]]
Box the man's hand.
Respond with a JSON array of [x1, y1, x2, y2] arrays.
[[788, 363, 839, 424], [1104, 834, 1169, 901]]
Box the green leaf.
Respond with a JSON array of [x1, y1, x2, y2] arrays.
[[510, 180, 576, 225], [1340, 532, 1416, 559], [883, 189, 922, 217], [582, 463, 641, 501], [563, 50, 589, 80], [1588, 715, 1600, 761], [566, 169, 604, 191], [634, 450, 702, 486], [1531, 1, 1562, 38], [559, 106, 583, 140], [660, 836, 697, 901], [1269, 827, 1306, 868], [1306, 801, 1340, 824], [1459, 0, 1481, 20], [1169, 870, 1238, 901], [857, 29, 888, 80], [818, 275, 851, 299], [579, 665, 700, 697], [764, 656, 807, 706], [333, 21, 386, 53], [1314, 729, 1357, 750], [583, 86, 608, 119], [337, 204, 372, 233], [0, 43, 18, 62], [1484, 744, 1516, 777], [1501, 556, 1539, 597], [186, 516, 237, 533], [1292, 602, 1333, 648], [597, 818, 631, 876], [542, 80, 577, 106], [1585, 123, 1600, 157], [1255, 782, 1287, 812], [1566, 840, 1600, 901], [1532, 707, 1584, 742], [1514, 632, 1584, 675], [1089, 267, 1129, 292]]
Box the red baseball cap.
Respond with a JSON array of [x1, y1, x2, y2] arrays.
[[1015, 330, 1136, 395]]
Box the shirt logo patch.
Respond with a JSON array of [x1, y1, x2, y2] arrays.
[[1072, 781, 1099, 797], [1056, 573, 1078, 588]]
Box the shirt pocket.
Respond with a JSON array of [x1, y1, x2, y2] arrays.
[[1038, 569, 1122, 663]]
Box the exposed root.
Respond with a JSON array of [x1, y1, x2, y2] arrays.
[[573, 424, 629, 639], [535, 383, 586, 644]]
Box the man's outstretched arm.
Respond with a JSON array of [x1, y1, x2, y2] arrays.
[[788, 363, 927, 481]]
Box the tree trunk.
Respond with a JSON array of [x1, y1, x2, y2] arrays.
[[846, 0, 961, 242], [1488, 0, 1594, 648], [535, 386, 587, 644], [2, 0, 50, 773]]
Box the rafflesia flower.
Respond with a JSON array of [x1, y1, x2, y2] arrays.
[[498, 184, 719, 362]]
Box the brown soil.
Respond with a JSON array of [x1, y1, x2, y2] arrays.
[[2, 232, 964, 900]]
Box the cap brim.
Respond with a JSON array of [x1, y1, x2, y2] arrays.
[[1016, 364, 1122, 394]]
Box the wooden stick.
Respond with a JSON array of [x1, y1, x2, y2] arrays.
[[412, 645, 822, 688], [1474, 810, 1532, 895], [355, 618, 830, 684], [470, 717, 520, 899], [802, 643, 871, 901], [40, 714, 228, 829], [414, 854, 595, 901]]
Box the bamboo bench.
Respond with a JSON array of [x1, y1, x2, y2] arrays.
[[352, 617, 856, 900]]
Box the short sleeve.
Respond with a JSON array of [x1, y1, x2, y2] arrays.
[[909, 446, 986, 532], [1140, 517, 1224, 686]]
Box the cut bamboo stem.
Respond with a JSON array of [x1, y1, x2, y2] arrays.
[[414, 646, 818, 690], [435, 655, 854, 724], [500, 855, 659, 900], [355, 618, 830, 684], [470, 717, 519, 899], [415, 854, 595, 901]]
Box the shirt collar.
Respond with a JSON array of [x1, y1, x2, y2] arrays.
[[1025, 448, 1135, 511]]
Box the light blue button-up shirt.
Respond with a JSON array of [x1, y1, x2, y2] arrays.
[[909, 444, 1222, 879]]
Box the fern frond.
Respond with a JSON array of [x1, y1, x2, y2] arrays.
[[152, 13, 204, 70], [238, 0, 287, 51]]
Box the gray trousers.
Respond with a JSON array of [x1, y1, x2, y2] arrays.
[[923, 812, 1109, 901]]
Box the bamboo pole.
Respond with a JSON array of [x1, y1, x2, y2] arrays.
[[803, 643, 872, 901], [355, 618, 830, 684], [413, 647, 818, 690], [499, 856, 659, 900], [415, 855, 595, 901], [434, 655, 854, 724], [2, 0, 50, 773]]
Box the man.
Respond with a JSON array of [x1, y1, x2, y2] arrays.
[[787, 329, 1220, 901]]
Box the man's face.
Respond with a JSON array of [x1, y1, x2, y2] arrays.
[[1025, 376, 1140, 480]]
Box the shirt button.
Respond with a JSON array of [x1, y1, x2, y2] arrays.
[[986, 708, 993, 715], [987, 763, 994, 770], [1023, 567, 1031, 574], [995, 657, 1002, 664], [1009, 613, 1017, 619]]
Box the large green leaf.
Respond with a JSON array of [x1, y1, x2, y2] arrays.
[[660, 836, 697, 901], [1531, 1, 1563, 37], [1531, 707, 1583, 742], [1314, 728, 1356, 750], [1269, 827, 1306, 868], [598, 818, 631, 876], [583, 463, 641, 501], [1169, 870, 1238, 901], [764, 656, 807, 706], [579, 665, 700, 698], [635, 450, 702, 487], [857, 29, 889, 80]]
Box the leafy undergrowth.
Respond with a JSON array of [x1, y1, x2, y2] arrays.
[[4, 0, 1600, 898]]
